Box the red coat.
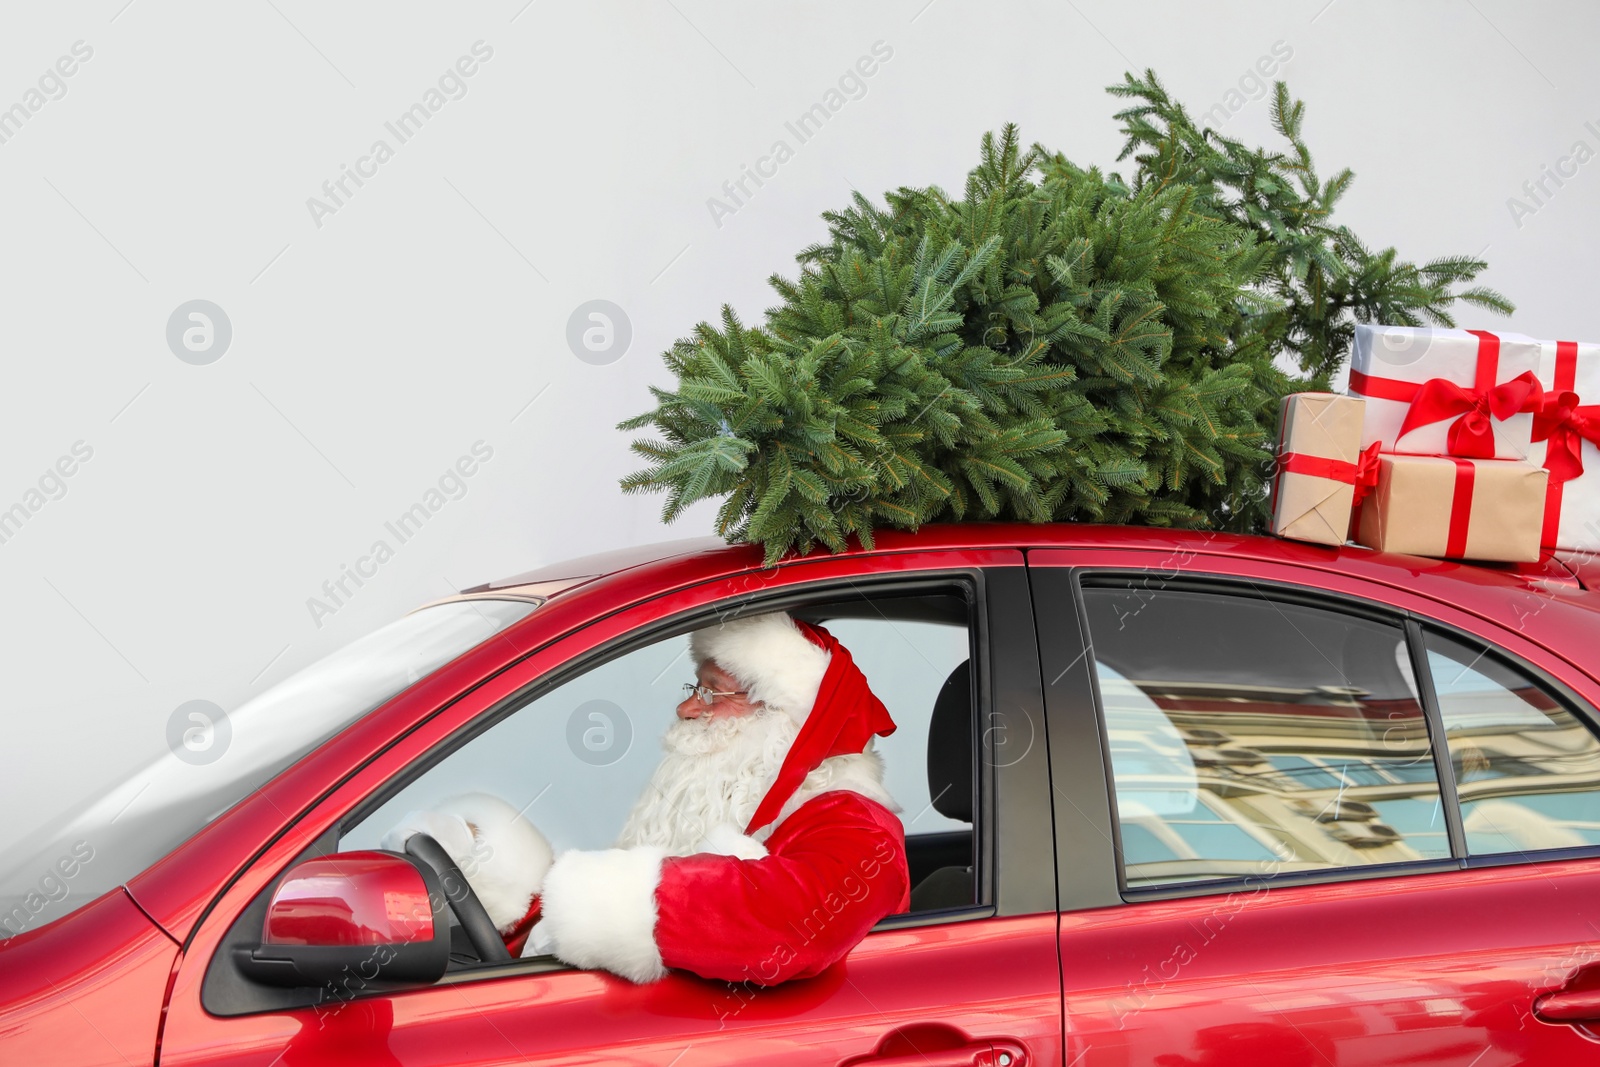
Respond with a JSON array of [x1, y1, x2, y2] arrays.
[[503, 790, 910, 985]]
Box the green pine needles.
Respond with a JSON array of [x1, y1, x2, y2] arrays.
[[617, 72, 1513, 566]]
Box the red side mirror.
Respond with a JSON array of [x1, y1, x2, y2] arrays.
[[236, 850, 450, 989]]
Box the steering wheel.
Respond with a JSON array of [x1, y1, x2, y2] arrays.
[[403, 833, 512, 964]]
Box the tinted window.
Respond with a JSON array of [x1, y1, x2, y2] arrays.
[[1083, 587, 1448, 889], [1425, 630, 1600, 855]]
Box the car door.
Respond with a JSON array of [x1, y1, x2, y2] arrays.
[[1032, 546, 1600, 1066], [157, 549, 1063, 1067]]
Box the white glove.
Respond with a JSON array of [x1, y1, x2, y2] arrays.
[[380, 809, 478, 864]]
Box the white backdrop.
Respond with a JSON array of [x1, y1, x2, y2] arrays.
[[3, 0, 1597, 852]]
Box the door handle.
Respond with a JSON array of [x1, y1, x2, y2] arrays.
[[1533, 988, 1600, 1023], [849, 1041, 1026, 1067]]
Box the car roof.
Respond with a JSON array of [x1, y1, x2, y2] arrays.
[[470, 524, 1590, 690], [463, 523, 1588, 597]]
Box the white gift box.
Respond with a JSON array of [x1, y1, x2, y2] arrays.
[[1349, 325, 1541, 460], [1528, 338, 1600, 553]]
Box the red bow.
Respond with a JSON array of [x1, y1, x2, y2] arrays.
[[1533, 389, 1600, 486], [743, 620, 897, 837], [1397, 371, 1544, 458], [1279, 440, 1383, 505]]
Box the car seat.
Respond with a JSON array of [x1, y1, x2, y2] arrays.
[[909, 659, 976, 911]]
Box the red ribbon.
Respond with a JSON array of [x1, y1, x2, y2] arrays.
[[1533, 340, 1600, 548], [1350, 330, 1543, 458], [1533, 390, 1600, 484], [1280, 441, 1383, 505], [1446, 458, 1475, 559]]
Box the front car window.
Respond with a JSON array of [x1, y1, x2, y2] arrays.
[[0, 597, 536, 940], [339, 593, 978, 961]]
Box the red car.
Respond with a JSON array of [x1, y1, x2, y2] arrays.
[[6, 523, 1600, 1066]]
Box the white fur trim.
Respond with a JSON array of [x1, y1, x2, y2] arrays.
[[690, 612, 830, 727], [538, 846, 668, 983], [433, 793, 553, 933], [696, 822, 769, 859], [759, 746, 902, 842]]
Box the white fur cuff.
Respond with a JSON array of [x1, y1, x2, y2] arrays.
[[434, 792, 553, 933], [538, 846, 668, 983], [696, 822, 769, 859]]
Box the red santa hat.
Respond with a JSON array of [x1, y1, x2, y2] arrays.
[[689, 611, 896, 836]]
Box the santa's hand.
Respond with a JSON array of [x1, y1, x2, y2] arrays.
[[380, 809, 477, 863], [694, 822, 769, 860]]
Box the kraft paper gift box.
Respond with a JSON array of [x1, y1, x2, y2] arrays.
[[1270, 392, 1378, 546], [1349, 325, 1542, 460], [1355, 455, 1547, 563], [1528, 338, 1600, 552]]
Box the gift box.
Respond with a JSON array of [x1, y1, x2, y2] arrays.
[[1529, 338, 1600, 552], [1270, 392, 1378, 546], [1355, 454, 1547, 562], [1349, 325, 1542, 460]]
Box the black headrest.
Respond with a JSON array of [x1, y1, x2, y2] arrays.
[[926, 660, 973, 823]]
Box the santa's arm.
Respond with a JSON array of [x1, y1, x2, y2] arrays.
[[534, 792, 909, 984]]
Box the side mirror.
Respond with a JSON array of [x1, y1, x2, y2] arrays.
[[234, 850, 450, 989]]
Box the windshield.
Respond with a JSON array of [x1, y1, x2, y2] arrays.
[[0, 597, 537, 941]]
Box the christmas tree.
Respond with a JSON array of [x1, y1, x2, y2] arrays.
[[618, 72, 1513, 566]]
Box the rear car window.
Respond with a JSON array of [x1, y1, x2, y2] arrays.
[[1082, 587, 1447, 890]]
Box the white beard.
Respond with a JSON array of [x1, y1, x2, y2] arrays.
[[613, 707, 799, 855]]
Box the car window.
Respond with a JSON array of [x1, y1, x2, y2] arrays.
[[340, 596, 977, 924], [1081, 585, 1449, 890], [1424, 629, 1600, 856]]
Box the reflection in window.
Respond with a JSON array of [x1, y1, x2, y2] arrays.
[[1426, 631, 1600, 856], [1084, 588, 1449, 888]]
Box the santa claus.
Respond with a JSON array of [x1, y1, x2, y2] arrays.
[[380, 610, 910, 985]]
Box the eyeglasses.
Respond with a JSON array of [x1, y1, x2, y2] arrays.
[[682, 682, 748, 706]]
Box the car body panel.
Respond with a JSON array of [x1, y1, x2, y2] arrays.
[[0, 887, 177, 1067], [1054, 859, 1600, 1064], [158, 916, 1062, 1067]]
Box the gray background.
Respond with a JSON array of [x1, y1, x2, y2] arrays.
[[3, 0, 1597, 852]]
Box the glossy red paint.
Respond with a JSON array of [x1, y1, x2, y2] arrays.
[[1058, 859, 1600, 1064], [8, 524, 1600, 1066], [160, 915, 1061, 1067], [261, 853, 434, 948], [0, 887, 177, 1066]]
